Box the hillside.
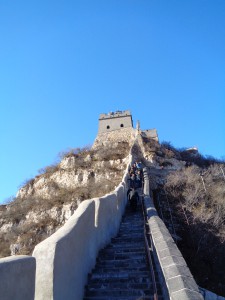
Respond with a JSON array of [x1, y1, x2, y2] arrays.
[[0, 132, 224, 297], [140, 138, 225, 296], [0, 141, 130, 257]]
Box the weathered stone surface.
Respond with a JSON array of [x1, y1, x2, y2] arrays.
[[171, 289, 204, 300], [0, 255, 35, 300], [155, 239, 176, 251], [160, 255, 187, 268], [93, 127, 136, 149], [163, 264, 193, 280], [167, 275, 199, 293], [157, 246, 183, 260]]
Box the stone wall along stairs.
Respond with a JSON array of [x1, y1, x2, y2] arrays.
[[84, 191, 163, 300]]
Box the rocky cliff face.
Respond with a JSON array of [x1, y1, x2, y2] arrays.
[[1, 131, 224, 297], [0, 141, 130, 257]]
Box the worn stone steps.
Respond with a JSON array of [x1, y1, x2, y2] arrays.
[[84, 296, 163, 300], [87, 275, 152, 284], [87, 281, 155, 289], [97, 252, 146, 260], [98, 248, 145, 255], [83, 200, 163, 299], [85, 288, 152, 297]]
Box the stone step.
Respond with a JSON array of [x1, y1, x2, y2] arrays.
[[121, 215, 143, 219], [85, 288, 152, 297], [116, 234, 144, 239], [107, 243, 145, 250], [117, 231, 144, 236], [86, 284, 162, 296], [97, 258, 147, 265], [118, 226, 143, 230], [99, 248, 145, 255], [107, 243, 144, 249], [121, 216, 143, 220], [90, 271, 152, 280], [119, 223, 143, 228], [119, 228, 143, 232], [120, 224, 143, 227], [95, 261, 147, 268], [98, 253, 146, 260], [84, 189, 163, 300], [111, 237, 145, 243], [86, 282, 153, 290], [84, 296, 162, 300], [87, 275, 153, 284], [97, 253, 146, 260], [93, 266, 149, 273]]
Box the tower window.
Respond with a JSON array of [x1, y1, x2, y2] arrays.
[[120, 124, 124, 127], [107, 125, 110, 129]]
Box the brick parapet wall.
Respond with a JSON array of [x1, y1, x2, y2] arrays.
[[143, 168, 204, 300]]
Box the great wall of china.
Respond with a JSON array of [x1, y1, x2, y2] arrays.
[[0, 111, 223, 300]]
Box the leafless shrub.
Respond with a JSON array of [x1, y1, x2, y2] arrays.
[[58, 145, 92, 159], [19, 178, 35, 189], [163, 163, 225, 295], [160, 141, 181, 159], [0, 232, 11, 257], [141, 136, 160, 152], [165, 163, 225, 231], [95, 141, 129, 161], [156, 141, 224, 168], [38, 163, 60, 176]]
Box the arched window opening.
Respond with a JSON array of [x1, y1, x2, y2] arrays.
[[120, 124, 124, 128], [107, 125, 110, 129]]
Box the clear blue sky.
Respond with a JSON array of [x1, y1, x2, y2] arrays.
[[1, 0, 225, 203]]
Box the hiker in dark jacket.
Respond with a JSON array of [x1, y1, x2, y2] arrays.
[[127, 188, 139, 211]]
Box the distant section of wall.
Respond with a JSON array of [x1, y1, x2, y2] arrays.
[[0, 255, 36, 300], [33, 155, 132, 300], [141, 129, 159, 142], [143, 168, 204, 300], [98, 110, 133, 134]]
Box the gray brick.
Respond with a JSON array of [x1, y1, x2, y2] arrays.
[[171, 288, 204, 300]]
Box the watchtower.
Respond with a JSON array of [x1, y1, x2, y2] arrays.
[[98, 110, 133, 134]]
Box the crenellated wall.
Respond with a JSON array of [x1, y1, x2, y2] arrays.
[[98, 110, 133, 134], [143, 167, 204, 300]]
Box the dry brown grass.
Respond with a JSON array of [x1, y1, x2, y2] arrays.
[[0, 142, 130, 257], [164, 164, 225, 296], [165, 164, 225, 230]]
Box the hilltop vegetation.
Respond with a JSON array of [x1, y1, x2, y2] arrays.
[[146, 140, 225, 296]]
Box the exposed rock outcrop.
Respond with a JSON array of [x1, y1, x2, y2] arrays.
[[0, 141, 131, 257]]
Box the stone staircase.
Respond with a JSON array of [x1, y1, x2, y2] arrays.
[[84, 198, 163, 300]]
